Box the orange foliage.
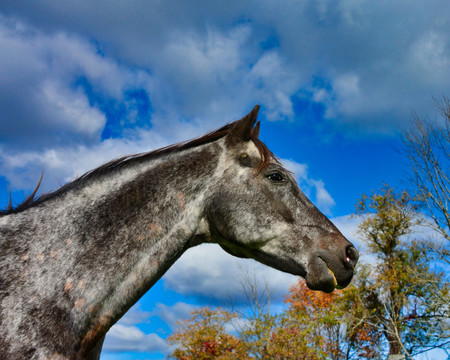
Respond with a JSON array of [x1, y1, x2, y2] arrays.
[[167, 307, 248, 360]]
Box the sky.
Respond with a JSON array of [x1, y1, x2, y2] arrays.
[[0, 1, 449, 359]]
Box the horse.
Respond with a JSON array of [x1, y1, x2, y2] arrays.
[[0, 106, 358, 359]]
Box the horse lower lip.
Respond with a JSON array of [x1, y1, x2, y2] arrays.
[[306, 256, 340, 293], [327, 267, 338, 287]]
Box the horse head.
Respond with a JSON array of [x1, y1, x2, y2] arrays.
[[207, 106, 358, 293]]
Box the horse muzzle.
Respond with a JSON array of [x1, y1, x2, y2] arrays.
[[306, 245, 359, 293]]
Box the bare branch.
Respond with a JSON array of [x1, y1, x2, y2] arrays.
[[402, 97, 450, 242]]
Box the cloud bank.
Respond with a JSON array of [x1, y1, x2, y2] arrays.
[[1, 1, 449, 193]]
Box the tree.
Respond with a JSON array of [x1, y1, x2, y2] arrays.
[[234, 270, 278, 360], [354, 185, 449, 358], [167, 307, 248, 360], [167, 277, 382, 360], [401, 98, 450, 344], [402, 97, 450, 244], [281, 279, 381, 360], [235, 269, 343, 360]]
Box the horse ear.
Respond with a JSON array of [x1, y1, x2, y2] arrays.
[[252, 121, 261, 138], [226, 105, 260, 146]]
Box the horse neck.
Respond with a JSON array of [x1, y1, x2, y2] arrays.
[[0, 141, 222, 356]]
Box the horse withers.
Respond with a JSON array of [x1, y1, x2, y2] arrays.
[[0, 106, 358, 359]]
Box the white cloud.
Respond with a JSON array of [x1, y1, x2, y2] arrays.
[[146, 25, 299, 124], [163, 244, 297, 304], [152, 26, 251, 117], [117, 303, 152, 326], [281, 158, 336, 215], [40, 80, 106, 135], [280, 159, 308, 180], [102, 324, 168, 354], [153, 302, 196, 330], [409, 31, 450, 83], [101, 302, 193, 354], [329, 73, 360, 117], [2, 1, 449, 136], [310, 179, 336, 214], [331, 214, 361, 245], [0, 131, 166, 191], [0, 16, 153, 149], [334, 73, 360, 99], [247, 51, 300, 121]]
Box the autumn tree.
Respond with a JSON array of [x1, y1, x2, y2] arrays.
[[354, 185, 448, 358], [271, 271, 390, 360], [167, 307, 248, 360], [282, 281, 348, 359], [167, 276, 382, 359], [237, 279, 325, 360], [235, 270, 339, 359]]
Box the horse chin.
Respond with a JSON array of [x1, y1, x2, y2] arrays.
[[218, 241, 253, 259], [305, 269, 337, 293], [305, 256, 352, 293], [218, 242, 309, 279]]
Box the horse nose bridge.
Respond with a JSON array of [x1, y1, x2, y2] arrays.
[[317, 232, 358, 267]]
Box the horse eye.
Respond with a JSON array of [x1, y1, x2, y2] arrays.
[[267, 172, 285, 183]]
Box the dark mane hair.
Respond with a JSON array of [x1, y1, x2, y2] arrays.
[[1, 121, 272, 216]]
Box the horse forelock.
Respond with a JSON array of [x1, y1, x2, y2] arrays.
[[1, 119, 272, 215]]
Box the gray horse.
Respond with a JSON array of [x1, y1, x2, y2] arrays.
[[0, 106, 358, 359]]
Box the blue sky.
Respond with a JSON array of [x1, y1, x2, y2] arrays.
[[0, 1, 449, 359]]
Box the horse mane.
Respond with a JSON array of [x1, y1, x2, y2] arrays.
[[1, 120, 272, 216]]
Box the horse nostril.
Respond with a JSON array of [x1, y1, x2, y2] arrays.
[[345, 245, 359, 268]]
